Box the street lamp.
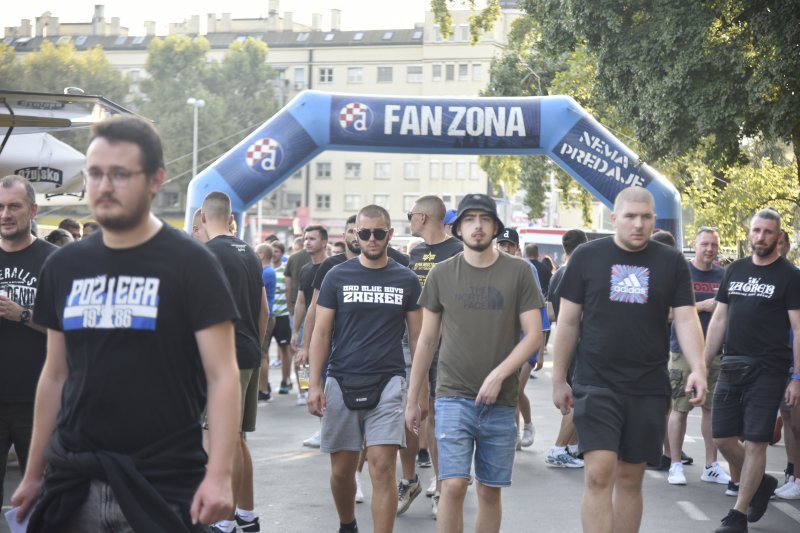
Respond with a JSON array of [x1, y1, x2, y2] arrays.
[[186, 97, 205, 178]]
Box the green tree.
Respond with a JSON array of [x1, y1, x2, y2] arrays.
[[431, 0, 502, 43]]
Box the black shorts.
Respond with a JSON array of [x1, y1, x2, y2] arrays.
[[572, 383, 669, 465], [712, 369, 786, 442], [270, 315, 291, 345]]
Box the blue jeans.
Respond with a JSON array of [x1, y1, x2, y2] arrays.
[[434, 397, 517, 487]]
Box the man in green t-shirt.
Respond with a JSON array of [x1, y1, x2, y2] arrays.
[[405, 194, 543, 533]]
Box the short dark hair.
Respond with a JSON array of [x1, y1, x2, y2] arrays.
[[82, 221, 100, 232], [271, 241, 285, 255], [90, 115, 164, 177], [304, 224, 328, 241], [45, 228, 73, 246], [0, 175, 36, 206], [202, 191, 232, 222], [524, 244, 539, 258], [346, 214, 357, 226], [752, 208, 781, 229], [651, 230, 676, 248], [562, 229, 588, 256], [358, 204, 391, 227], [58, 218, 81, 233]]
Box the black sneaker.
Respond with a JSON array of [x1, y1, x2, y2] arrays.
[[417, 449, 432, 468], [725, 481, 739, 497], [747, 474, 777, 522], [279, 380, 290, 394], [715, 509, 747, 533], [681, 451, 693, 465], [258, 390, 271, 402], [236, 515, 260, 532]]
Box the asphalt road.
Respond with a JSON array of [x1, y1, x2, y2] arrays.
[[3, 356, 800, 532]]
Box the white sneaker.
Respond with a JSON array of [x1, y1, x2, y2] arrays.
[[701, 461, 731, 485], [426, 476, 437, 497], [520, 422, 535, 447], [302, 430, 321, 448], [355, 472, 365, 503], [668, 462, 687, 485], [776, 477, 800, 499], [295, 392, 307, 406], [431, 492, 439, 520]]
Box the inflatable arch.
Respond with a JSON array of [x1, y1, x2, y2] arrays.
[[185, 91, 682, 244]]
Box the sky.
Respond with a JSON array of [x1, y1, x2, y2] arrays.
[[0, 1, 473, 36]]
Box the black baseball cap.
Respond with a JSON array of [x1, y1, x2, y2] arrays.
[[497, 228, 519, 247], [452, 193, 505, 241]]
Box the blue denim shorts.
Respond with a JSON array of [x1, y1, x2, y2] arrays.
[[434, 397, 517, 487]]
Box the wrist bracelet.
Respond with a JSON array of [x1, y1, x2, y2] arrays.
[[792, 373, 800, 381]]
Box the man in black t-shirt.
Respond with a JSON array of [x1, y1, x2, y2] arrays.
[[399, 195, 463, 517], [0, 175, 57, 506], [11, 116, 241, 532], [291, 225, 328, 359], [552, 187, 706, 533], [201, 191, 268, 533], [525, 243, 552, 296], [703, 209, 800, 531], [308, 205, 422, 533]]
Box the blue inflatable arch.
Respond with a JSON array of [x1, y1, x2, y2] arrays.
[[185, 91, 682, 244]]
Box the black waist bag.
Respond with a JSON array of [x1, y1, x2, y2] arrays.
[[335, 373, 394, 410], [720, 355, 762, 386]]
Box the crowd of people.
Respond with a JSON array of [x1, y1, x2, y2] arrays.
[[0, 114, 798, 533]]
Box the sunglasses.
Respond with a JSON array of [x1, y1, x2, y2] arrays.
[[407, 211, 424, 221], [356, 228, 389, 241]]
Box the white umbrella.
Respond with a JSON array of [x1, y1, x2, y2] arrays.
[[0, 132, 86, 197]]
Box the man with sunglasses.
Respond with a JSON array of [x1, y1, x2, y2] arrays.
[[406, 193, 543, 533], [308, 205, 422, 533], [11, 116, 241, 532], [398, 195, 463, 519]]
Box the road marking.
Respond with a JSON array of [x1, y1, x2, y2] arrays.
[[253, 451, 319, 465], [677, 501, 710, 521], [773, 501, 800, 523]]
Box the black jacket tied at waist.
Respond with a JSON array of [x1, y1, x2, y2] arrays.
[[28, 424, 208, 532]]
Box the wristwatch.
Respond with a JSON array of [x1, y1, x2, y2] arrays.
[[19, 308, 31, 325]]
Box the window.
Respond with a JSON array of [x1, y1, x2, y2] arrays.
[[293, 67, 306, 90], [348, 67, 364, 84], [374, 162, 391, 180], [345, 162, 362, 179], [445, 64, 455, 81], [316, 194, 331, 210], [382, 31, 394, 40], [292, 170, 303, 179], [319, 67, 333, 83], [412, 30, 423, 40], [324, 33, 335, 41], [344, 194, 361, 211], [285, 193, 302, 208], [432, 64, 442, 82], [377, 66, 393, 83], [316, 162, 331, 179], [404, 161, 420, 180], [455, 195, 465, 208], [459, 25, 470, 42], [459, 64, 469, 81], [373, 194, 390, 208], [235, 36, 247, 43], [403, 195, 417, 212], [429, 161, 440, 180], [456, 161, 467, 180], [132, 36, 145, 45], [75, 36, 87, 46], [469, 162, 480, 180], [442, 194, 453, 207], [472, 63, 482, 81], [114, 35, 127, 45], [407, 65, 423, 83], [296, 33, 310, 42], [353, 32, 364, 41], [158, 191, 180, 208], [129, 69, 140, 82], [57, 36, 71, 45], [442, 161, 453, 180]]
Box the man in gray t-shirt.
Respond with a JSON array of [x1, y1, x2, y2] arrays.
[[405, 194, 542, 533]]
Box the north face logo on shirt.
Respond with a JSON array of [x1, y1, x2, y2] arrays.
[[609, 265, 650, 304]]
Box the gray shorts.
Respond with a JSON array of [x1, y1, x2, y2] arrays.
[[320, 375, 407, 453]]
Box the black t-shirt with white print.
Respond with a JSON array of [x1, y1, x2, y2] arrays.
[[34, 225, 238, 455], [716, 256, 800, 372], [317, 257, 421, 378], [559, 237, 695, 395], [0, 238, 57, 403]]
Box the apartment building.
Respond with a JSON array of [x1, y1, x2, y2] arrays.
[[4, 2, 530, 236]]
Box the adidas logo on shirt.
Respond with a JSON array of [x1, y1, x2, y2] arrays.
[[609, 265, 650, 304]]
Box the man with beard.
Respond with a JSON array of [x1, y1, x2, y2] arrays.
[[307, 205, 422, 533], [551, 187, 706, 533], [405, 194, 543, 533], [11, 116, 241, 532], [0, 175, 57, 507], [705, 209, 800, 533]]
